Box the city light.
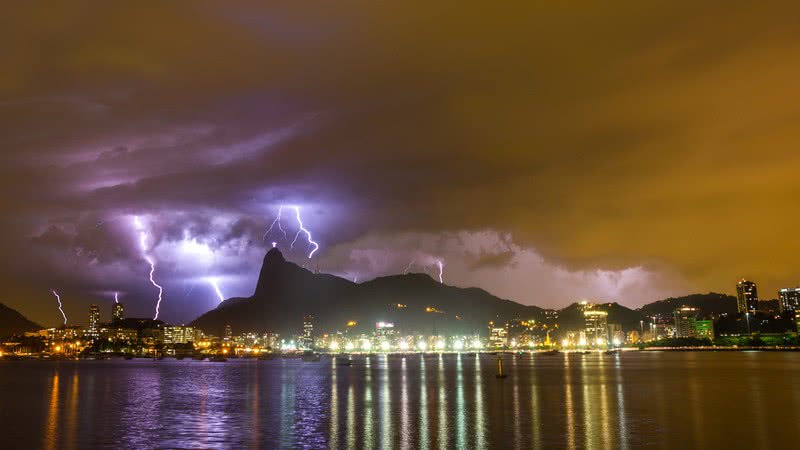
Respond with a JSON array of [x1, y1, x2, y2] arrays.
[[362, 340, 372, 351], [345, 342, 355, 351], [380, 341, 391, 351], [453, 340, 464, 350], [471, 339, 483, 349], [417, 341, 428, 351], [561, 339, 570, 347], [579, 338, 587, 346], [329, 341, 339, 351], [596, 338, 605, 346], [436, 340, 446, 350], [398, 340, 410, 351]]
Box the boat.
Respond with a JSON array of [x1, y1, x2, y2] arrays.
[[539, 349, 559, 356], [210, 355, 227, 362]]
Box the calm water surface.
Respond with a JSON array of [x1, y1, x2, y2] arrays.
[[1, 352, 800, 449]]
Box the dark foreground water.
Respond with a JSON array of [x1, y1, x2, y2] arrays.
[[1, 352, 800, 449]]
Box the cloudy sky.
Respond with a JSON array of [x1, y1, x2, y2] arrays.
[[2, 2, 800, 326]]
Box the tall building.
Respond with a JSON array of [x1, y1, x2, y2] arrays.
[[779, 287, 800, 314], [488, 321, 508, 348], [736, 279, 758, 315], [302, 315, 314, 349], [673, 306, 699, 338], [87, 304, 101, 338], [224, 324, 233, 341], [583, 309, 609, 345], [112, 303, 124, 322]]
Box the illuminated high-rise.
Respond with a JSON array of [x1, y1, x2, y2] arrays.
[[87, 304, 100, 338], [302, 315, 314, 349], [673, 306, 699, 338], [736, 279, 758, 315], [583, 309, 609, 345], [779, 287, 800, 314], [112, 303, 124, 323]]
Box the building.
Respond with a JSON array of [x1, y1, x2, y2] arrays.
[[583, 309, 609, 346], [673, 306, 699, 338], [779, 288, 800, 314], [163, 326, 197, 344], [86, 304, 101, 338], [694, 320, 714, 341], [112, 303, 124, 322], [736, 279, 758, 315], [488, 321, 508, 348], [302, 315, 314, 349], [224, 324, 233, 341]]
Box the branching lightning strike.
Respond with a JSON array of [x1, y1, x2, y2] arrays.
[[134, 216, 164, 320], [289, 206, 320, 258], [51, 290, 67, 325], [263, 206, 288, 244], [437, 260, 444, 284]]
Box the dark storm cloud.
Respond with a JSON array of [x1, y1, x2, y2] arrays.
[[2, 1, 800, 324]]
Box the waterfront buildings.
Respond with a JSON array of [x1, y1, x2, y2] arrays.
[[779, 287, 800, 314], [736, 279, 758, 315], [163, 326, 198, 344]]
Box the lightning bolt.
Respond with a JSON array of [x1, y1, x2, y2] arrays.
[[289, 206, 320, 258], [51, 290, 67, 326], [436, 260, 444, 284], [114, 292, 119, 304], [404, 259, 416, 275], [208, 278, 225, 303], [263, 206, 288, 244], [134, 216, 164, 320]]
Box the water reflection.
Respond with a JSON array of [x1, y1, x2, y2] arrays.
[[13, 352, 800, 449]]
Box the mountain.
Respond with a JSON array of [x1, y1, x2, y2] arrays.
[[191, 248, 544, 336], [0, 303, 42, 337], [637, 293, 737, 318]]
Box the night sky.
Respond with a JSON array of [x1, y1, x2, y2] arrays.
[[3, 2, 800, 326]]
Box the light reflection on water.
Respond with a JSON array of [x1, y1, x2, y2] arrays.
[[1, 352, 800, 448]]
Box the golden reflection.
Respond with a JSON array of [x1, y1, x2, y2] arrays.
[[581, 355, 593, 448], [380, 355, 392, 448], [475, 353, 486, 449], [531, 365, 542, 449], [598, 355, 611, 447], [330, 359, 339, 449], [456, 354, 466, 450], [44, 372, 59, 450], [615, 355, 628, 450], [513, 356, 521, 448], [563, 354, 576, 450], [346, 385, 355, 449], [437, 354, 446, 449], [364, 356, 374, 448], [419, 354, 429, 448], [400, 357, 410, 450]]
